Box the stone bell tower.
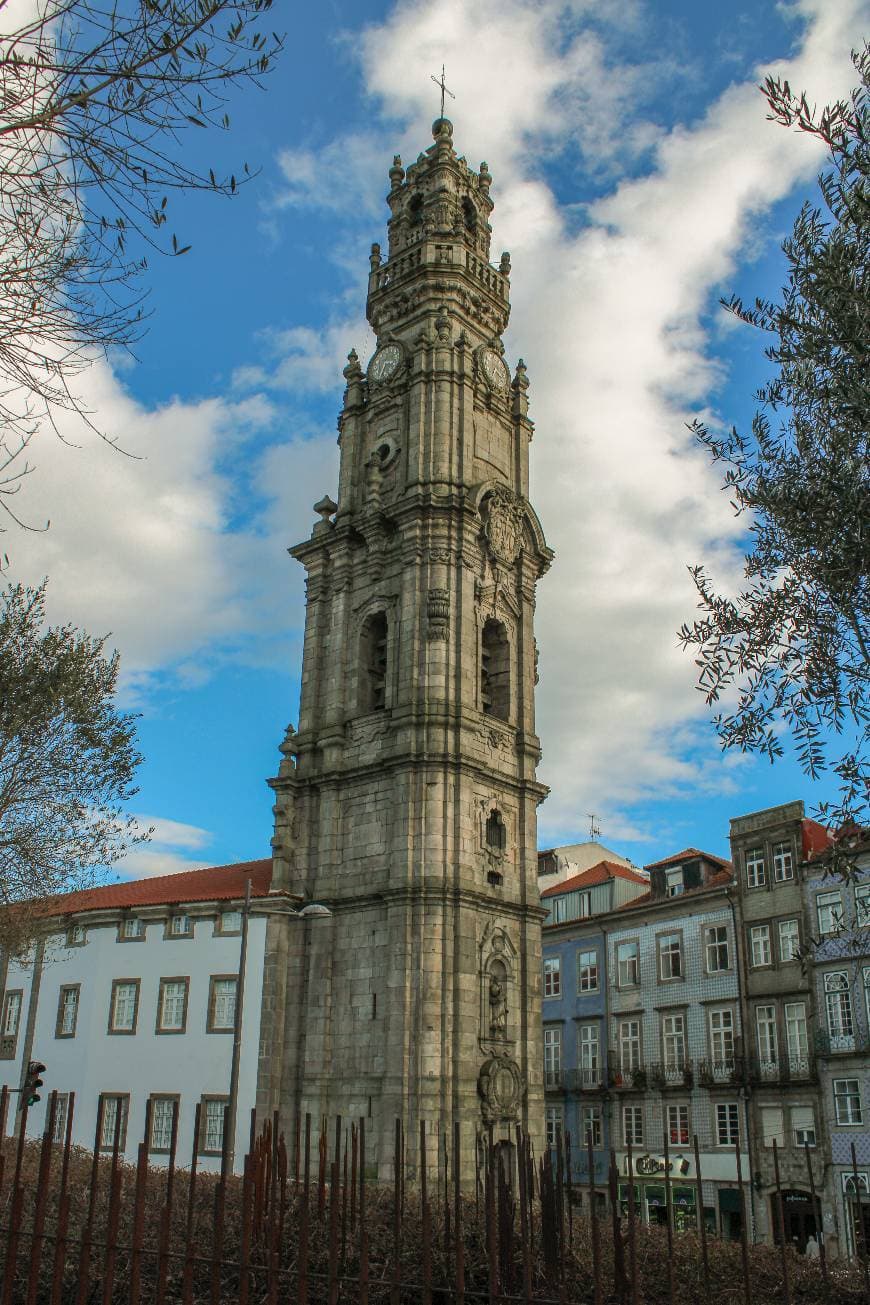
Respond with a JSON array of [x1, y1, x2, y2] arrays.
[[257, 117, 553, 1180]]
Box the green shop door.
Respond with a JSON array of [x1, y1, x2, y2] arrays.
[[718, 1187, 743, 1241]]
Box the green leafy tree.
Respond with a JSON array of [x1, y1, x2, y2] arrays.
[[0, 582, 147, 948], [0, 0, 282, 528], [680, 46, 869, 835]]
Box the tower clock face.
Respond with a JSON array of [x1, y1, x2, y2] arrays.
[[368, 344, 402, 384], [481, 348, 508, 392]]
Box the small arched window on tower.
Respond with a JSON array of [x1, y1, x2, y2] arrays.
[[360, 611, 388, 712], [462, 196, 477, 233], [408, 193, 424, 225], [481, 619, 510, 721]]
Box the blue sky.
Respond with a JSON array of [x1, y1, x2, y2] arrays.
[[8, 0, 869, 877]]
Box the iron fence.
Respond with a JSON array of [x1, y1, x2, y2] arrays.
[[0, 1085, 865, 1303]]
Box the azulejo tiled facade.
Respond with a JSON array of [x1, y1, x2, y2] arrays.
[[541, 809, 870, 1260]]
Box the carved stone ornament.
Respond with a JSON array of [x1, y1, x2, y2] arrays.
[[482, 487, 525, 567], [427, 587, 450, 641], [478, 1054, 524, 1123]]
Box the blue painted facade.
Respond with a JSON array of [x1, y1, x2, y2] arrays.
[[541, 860, 650, 1200]]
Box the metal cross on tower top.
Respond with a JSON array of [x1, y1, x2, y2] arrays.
[[430, 65, 455, 119]]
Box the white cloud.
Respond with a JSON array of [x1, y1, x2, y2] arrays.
[[339, 0, 865, 840], [114, 814, 214, 879]]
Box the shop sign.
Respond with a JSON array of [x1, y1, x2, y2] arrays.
[[625, 1153, 691, 1177]]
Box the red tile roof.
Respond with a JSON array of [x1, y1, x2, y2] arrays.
[[643, 847, 732, 872], [616, 865, 733, 911], [540, 860, 648, 899], [50, 858, 273, 916], [801, 819, 833, 859]]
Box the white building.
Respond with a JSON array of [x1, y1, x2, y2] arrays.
[[0, 858, 272, 1171]]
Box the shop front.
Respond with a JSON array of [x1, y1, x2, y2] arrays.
[[770, 1189, 821, 1253], [615, 1148, 750, 1235], [618, 1180, 698, 1231]]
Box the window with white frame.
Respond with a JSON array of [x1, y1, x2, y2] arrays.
[[218, 910, 242, 934], [623, 1105, 643, 1147], [750, 924, 772, 967], [157, 979, 188, 1033], [577, 891, 592, 919], [662, 1013, 686, 1070], [543, 957, 561, 998], [705, 925, 729, 972], [659, 933, 682, 980], [817, 891, 844, 936], [119, 917, 144, 940], [785, 1002, 809, 1065], [772, 842, 794, 881], [616, 940, 639, 987], [581, 1106, 602, 1147], [666, 1103, 689, 1146], [109, 981, 139, 1033], [51, 1094, 70, 1143], [709, 1008, 735, 1064], [2, 991, 22, 1038], [834, 1079, 863, 1126], [619, 1020, 641, 1072], [577, 949, 598, 993], [553, 897, 568, 924], [716, 1102, 739, 1146], [856, 884, 870, 928], [544, 1027, 562, 1086], [99, 1095, 130, 1150], [578, 1024, 600, 1084], [825, 971, 854, 1046], [545, 1105, 563, 1149], [665, 868, 684, 897], [792, 1106, 816, 1147], [168, 914, 192, 937], [200, 1098, 229, 1155], [756, 1005, 778, 1067], [57, 986, 79, 1037], [778, 918, 800, 962], [745, 847, 765, 888], [208, 977, 237, 1032], [149, 1097, 178, 1152], [67, 923, 86, 946], [761, 1106, 785, 1148]]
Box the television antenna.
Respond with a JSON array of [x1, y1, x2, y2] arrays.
[[587, 813, 601, 840]]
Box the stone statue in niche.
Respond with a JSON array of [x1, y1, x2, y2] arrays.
[[488, 960, 508, 1036], [479, 925, 516, 1047]]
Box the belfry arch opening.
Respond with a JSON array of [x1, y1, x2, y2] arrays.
[[359, 611, 388, 712], [481, 618, 510, 721]]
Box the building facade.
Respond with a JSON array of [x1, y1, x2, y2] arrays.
[[541, 860, 649, 1202], [258, 115, 553, 1181], [728, 802, 829, 1250], [0, 861, 270, 1170], [607, 849, 750, 1238]]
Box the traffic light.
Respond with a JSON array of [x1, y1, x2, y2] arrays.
[[20, 1061, 46, 1110]]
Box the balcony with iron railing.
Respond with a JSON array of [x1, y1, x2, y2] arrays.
[[564, 1067, 607, 1093], [745, 1054, 817, 1085], [814, 1029, 870, 1057], [697, 1058, 741, 1087]]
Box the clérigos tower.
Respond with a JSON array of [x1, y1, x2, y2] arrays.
[[258, 115, 553, 1180]]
